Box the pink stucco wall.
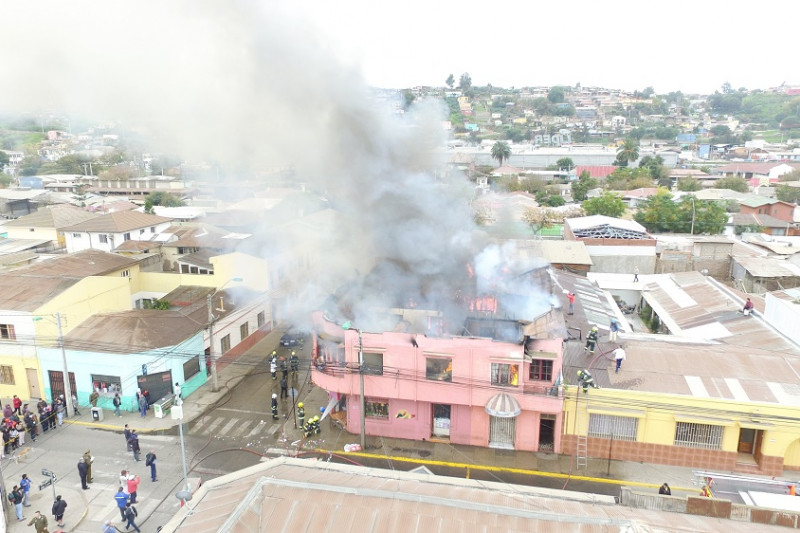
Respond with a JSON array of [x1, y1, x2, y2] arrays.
[[312, 312, 564, 452]]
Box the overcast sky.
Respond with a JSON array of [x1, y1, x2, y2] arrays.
[[297, 0, 795, 95]]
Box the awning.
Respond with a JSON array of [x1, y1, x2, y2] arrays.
[[485, 392, 521, 418]]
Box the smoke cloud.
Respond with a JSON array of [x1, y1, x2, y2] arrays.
[[0, 1, 549, 330]]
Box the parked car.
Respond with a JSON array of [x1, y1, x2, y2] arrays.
[[280, 331, 304, 346]]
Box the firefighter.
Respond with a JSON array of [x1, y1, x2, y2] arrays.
[[297, 402, 305, 428], [271, 393, 278, 420], [280, 357, 288, 379], [290, 351, 299, 374], [584, 325, 599, 354], [577, 369, 598, 393], [270, 353, 277, 380]]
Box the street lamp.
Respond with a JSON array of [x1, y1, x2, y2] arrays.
[[342, 321, 366, 450], [207, 278, 243, 392], [33, 312, 74, 417]]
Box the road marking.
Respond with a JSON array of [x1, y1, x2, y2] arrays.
[[218, 418, 241, 436], [213, 407, 270, 416], [203, 417, 225, 435], [315, 448, 696, 493], [247, 421, 267, 437]]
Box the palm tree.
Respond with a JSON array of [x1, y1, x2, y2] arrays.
[[491, 141, 511, 167], [616, 138, 640, 167]]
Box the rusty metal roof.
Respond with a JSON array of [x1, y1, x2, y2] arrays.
[[61, 210, 172, 232], [160, 457, 780, 533]]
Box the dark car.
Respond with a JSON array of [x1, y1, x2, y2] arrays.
[[280, 331, 304, 346]]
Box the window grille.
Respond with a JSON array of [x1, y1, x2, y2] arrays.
[[588, 414, 638, 441], [674, 422, 723, 450]]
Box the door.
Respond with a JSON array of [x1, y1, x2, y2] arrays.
[[539, 414, 556, 452], [738, 428, 757, 454], [432, 404, 451, 438], [489, 416, 516, 450], [47, 370, 76, 402], [26, 368, 41, 400], [137, 370, 173, 403]]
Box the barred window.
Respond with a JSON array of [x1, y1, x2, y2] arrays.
[[674, 422, 723, 450], [257, 312, 265, 328], [588, 414, 638, 441], [0, 365, 14, 385]]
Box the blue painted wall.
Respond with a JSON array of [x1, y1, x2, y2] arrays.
[[38, 332, 207, 412]]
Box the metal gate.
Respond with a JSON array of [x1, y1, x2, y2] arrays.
[[137, 370, 173, 403], [489, 416, 516, 450], [48, 370, 76, 402]]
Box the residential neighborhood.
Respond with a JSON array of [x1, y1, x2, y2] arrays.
[[4, 73, 800, 532]]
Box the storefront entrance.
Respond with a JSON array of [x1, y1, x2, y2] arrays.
[[489, 416, 516, 450], [432, 404, 451, 438]]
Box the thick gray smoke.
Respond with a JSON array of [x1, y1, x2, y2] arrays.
[[0, 1, 550, 329]]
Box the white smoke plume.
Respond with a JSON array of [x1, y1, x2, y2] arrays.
[[0, 1, 549, 330]]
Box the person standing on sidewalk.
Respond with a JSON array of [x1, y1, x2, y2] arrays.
[[124, 425, 132, 451], [55, 398, 65, 426], [113, 394, 122, 417], [126, 473, 140, 504], [114, 487, 129, 520], [13, 395, 22, 415], [130, 430, 141, 461], [77, 458, 89, 490], [280, 375, 288, 399], [89, 390, 99, 407], [52, 495, 67, 527], [83, 450, 94, 483], [297, 402, 305, 429], [20, 474, 31, 507], [27, 510, 47, 533], [123, 502, 140, 533], [24, 412, 37, 442], [145, 451, 157, 481], [137, 395, 147, 418], [9, 485, 24, 520]]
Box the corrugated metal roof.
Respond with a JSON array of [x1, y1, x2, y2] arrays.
[[566, 215, 647, 234], [61, 210, 172, 232], [733, 256, 800, 277], [3, 204, 99, 229], [161, 458, 781, 533]]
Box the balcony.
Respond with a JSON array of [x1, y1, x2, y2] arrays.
[[523, 381, 563, 399]]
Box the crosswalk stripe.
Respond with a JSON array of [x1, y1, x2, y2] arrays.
[[247, 421, 267, 437], [218, 418, 241, 436], [203, 417, 225, 434]]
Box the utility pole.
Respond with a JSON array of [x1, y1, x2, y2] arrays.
[[357, 329, 365, 450], [56, 313, 74, 417], [207, 294, 218, 392]]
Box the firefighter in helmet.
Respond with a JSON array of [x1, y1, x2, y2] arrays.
[[271, 393, 279, 420], [297, 402, 305, 428], [577, 369, 598, 393]]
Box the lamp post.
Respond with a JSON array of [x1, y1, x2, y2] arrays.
[[206, 278, 243, 392], [342, 322, 366, 450]]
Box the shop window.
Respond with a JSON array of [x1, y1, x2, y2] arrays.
[[426, 357, 452, 382], [365, 399, 389, 419], [91, 374, 122, 396], [491, 363, 519, 386]]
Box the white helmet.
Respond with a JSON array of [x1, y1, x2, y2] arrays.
[[272, 393, 277, 399]]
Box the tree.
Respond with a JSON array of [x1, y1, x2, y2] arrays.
[[714, 176, 750, 193], [571, 170, 597, 201], [615, 138, 640, 167], [459, 72, 472, 91], [402, 90, 415, 110], [144, 191, 184, 213], [679, 197, 727, 235], [0, 151, 9, 167], [544, 195, 566, 207], [547, 87, 565, 104], [776, 184, 800, 204], [582, 192, 626, 217], [445, 74, 455, 89], [0, 175, 11, 188], [490, 141, 511, 167], [522, 207, 559, 236], [633, 189, 681, 233], [677, 177, 702, 191], [779, 169, 800, 182], [555, 157, 575, 171]]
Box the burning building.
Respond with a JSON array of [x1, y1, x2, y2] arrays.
[[311, 259, 566, 452]]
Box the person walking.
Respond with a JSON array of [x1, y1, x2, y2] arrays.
[[9, 485, 24, 520], [633, 266, 639, 283], [77, 458, 89, 490], [130, 430, 141, 461], [271, 393, 278, 420], [113, 394, 122, 417], [126, 473, 140, 504], [613, 345, 627, 374], [567, 292, 575, 315], [280, 375, 288, 399], [584, 325, 599, 355], [124, 424, 132, 451], [20, 474, 31, 507], [52, 495, 67, 527], [114, 487, 129, 520], [609, 318, 620, 342], [123, 502, 140, 532], [72, 394, 81, 416], [577, 369, 599, 393], [27, 510, 47, 533], [146, 450, 157, 481], [83, 450, 94, 483], [103, 520, 121, 533]]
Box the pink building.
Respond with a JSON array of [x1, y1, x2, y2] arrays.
[[311, 309, 565, 452]]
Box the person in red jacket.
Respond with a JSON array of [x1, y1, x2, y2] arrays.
[[12, 396, 21, 415], [126, 474, 140, 504]]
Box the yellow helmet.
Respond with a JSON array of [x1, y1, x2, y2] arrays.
[[298, 402, 304, 408]]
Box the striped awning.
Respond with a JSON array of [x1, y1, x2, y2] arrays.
[[485, 392, 521, 418]]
